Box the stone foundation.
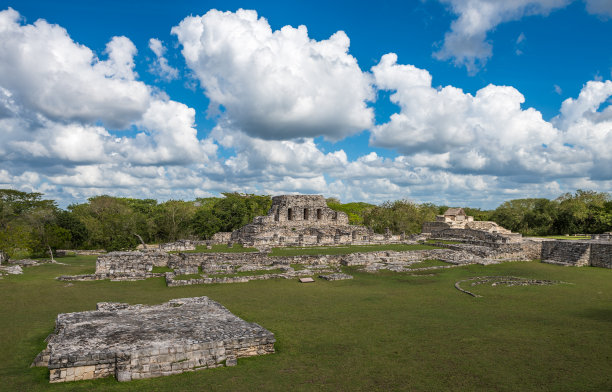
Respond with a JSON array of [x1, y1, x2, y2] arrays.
[[33, 297, 275, 383]]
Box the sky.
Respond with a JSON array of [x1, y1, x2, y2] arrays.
[[0, 0, 611, 208]]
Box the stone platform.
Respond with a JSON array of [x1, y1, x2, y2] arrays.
[[33, 297, 275, 383]]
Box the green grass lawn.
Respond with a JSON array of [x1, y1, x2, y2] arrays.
[[1, 255, 611, 391], [268, 243, 440, 257]]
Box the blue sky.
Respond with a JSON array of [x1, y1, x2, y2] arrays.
[[0, 0, 611, 208]]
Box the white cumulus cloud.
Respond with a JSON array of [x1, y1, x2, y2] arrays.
[[0, 8, 151, 129], [172, 9, 374, 140], [370, 53, 612, 182]]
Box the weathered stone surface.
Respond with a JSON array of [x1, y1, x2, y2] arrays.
[[319, 273, 353, 281], [34, 296, 275, 383], [542, 240, 612, 268], [0, 264, 22, 275], [158, 240, 201, 252]]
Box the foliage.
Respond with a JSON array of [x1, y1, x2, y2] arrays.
[[326, 200, 374, 225], [191, 193, 271, 239], [0, 189, 67, 257], [2, 188, 611, 257], [489, 190, 612, 236], [362, 200, 438, 234]]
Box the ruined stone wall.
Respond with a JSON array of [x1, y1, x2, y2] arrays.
[[421, 221, 451, 233], [158, 240, 197, 252], [541, 241, 592, 266], [443, 240, 541, 261], [96, 251, 179, 278], [428, 228, 522, 244], [79, 238, 549, 283], [211, 232, 232, 243], [590, 243, 612, 268], [265, 195, 350, 227]]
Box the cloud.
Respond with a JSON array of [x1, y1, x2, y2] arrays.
[[554, 84, 563, 94], [148, 38, 179, 81], [434, 0, 571, 73], [0, 8, 219, 204], [172, 9, 374, 141], [0, 8, 151, 129], [370, 53, 612, 184], [1, 7, 611, 210], [584, 0, 612, 18]]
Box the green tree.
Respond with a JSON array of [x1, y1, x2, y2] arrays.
[[70, 196, 141, 251], [326, 200, 374, 225], [154, 200, 197, 241], [363, 200, 437, 234]]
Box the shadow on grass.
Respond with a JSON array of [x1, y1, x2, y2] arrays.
[[577, 308, 612, 323]]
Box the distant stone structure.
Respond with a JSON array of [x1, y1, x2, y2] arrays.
[[33, 296, 275, 383], [221, 195, 405, 247], [591, 232, 612, 241], [422, 208, 522, 243]]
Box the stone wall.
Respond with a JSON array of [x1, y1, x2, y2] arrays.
[[541, 240, 612, 268], [541, 241, 592, 266], [590, 243, 612, 268], [426, 228, 522, 244], [158, 240, 197, 252], [34, 297, 275, 383], [95, 251, 179, 279], [86, 244, 544, 283]]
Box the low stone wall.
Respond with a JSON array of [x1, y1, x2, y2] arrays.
[[95, 251, 179, 278], [443, 240, 542, 261], [158, 240, 197, 252], [60, 240, 545, 284], [428, 228, 522, 244], [541, 240, 612, 268]]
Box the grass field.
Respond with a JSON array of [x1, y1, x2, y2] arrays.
[[1, 256, 611, 391]]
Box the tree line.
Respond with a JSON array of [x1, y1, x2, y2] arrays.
[[1, 189, 610, 258], [0, 190, 270, 257]]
